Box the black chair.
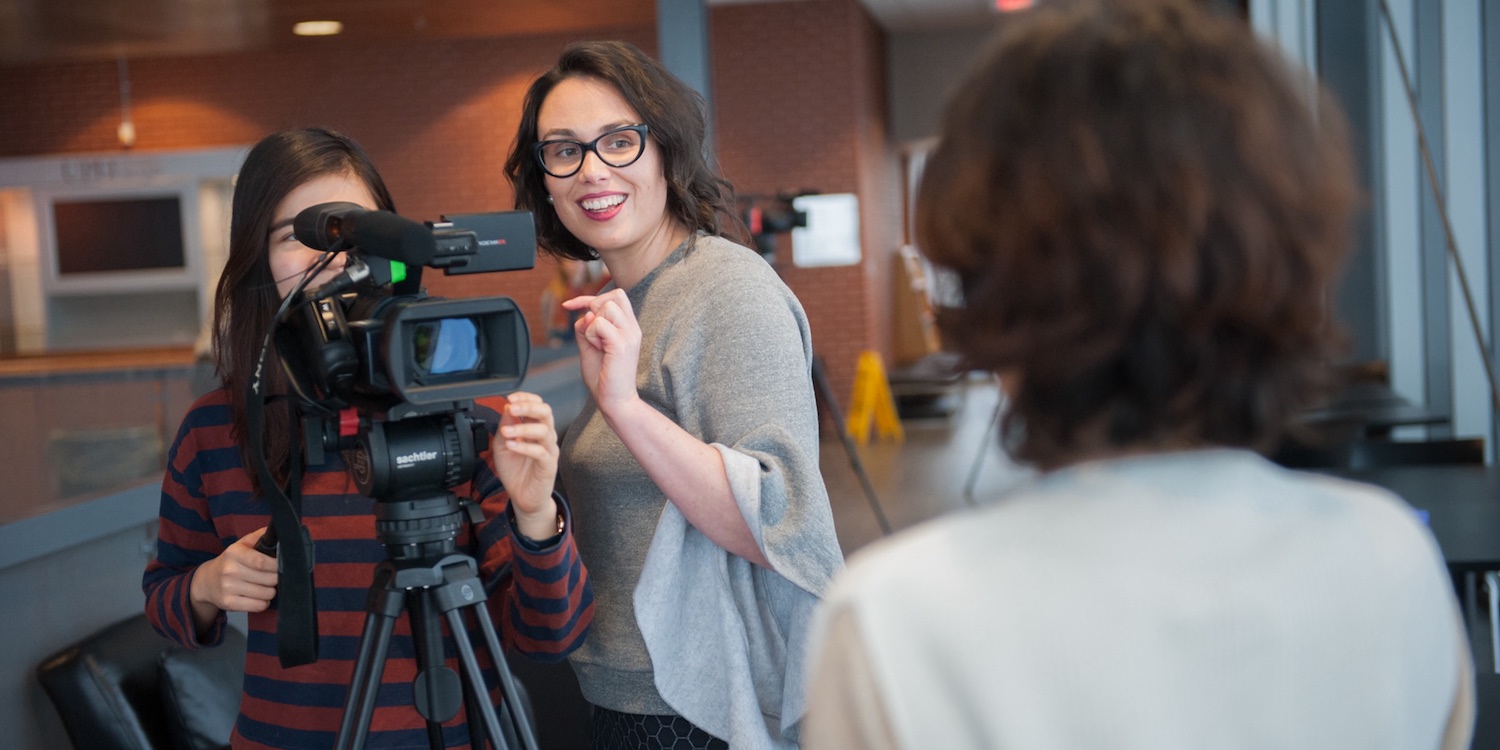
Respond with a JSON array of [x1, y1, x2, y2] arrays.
[[36, 613, 244, 750], [1347, 437, 1486, 470], [38, 612, 544, 750]]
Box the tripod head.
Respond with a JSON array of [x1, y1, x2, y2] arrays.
[[371, 493, 478, 567], [331, 405, 490, 566]]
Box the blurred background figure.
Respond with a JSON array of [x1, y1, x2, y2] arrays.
[[803, 1, 1473, 748]]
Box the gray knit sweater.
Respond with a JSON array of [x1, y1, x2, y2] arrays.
[[559, 234, 844, 748]]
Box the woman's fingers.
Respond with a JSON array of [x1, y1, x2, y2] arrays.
[[190, 528, 285, 616], [226, 592, 275, 612], [576, 311, 601, 348], [596, 288, 634, 316], [501, 422, 557, 444], [561, 294, 597, 311], [568, 289, 635, 323], [590, 296, 637, 332], [503, 391, 552, 414], [502, 393, 556, 428], [581, 310, 623, 348], [497, 391, 559, 454], [497, 438, 555, 464], [499, 424, 559, 455], [228, 565, 280, 588], [220, 553, 278, 588]]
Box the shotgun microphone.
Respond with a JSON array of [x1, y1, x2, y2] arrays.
[[293, 202, 437, 266]]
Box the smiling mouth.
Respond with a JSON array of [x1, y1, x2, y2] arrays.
[[580, 194, 625, 212]]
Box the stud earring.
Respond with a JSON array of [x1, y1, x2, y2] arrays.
[[546, 195, 554, 204]]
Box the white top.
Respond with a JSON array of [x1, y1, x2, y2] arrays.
[[804, 449, 1474, 750]]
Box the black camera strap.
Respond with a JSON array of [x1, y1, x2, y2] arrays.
[[245, 377, 320, 668]]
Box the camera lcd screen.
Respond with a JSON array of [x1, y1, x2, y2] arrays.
[[412, 317, 483, 376]]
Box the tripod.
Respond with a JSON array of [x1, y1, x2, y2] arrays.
[[335, 492, 538, 750], [811, 355, 892, 535]]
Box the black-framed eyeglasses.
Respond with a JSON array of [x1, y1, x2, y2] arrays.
[[533, 124, 650, 179]]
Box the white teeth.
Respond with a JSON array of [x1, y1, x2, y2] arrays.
[[581, 194, 625, 211]]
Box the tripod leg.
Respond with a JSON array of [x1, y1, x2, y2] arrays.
[[456, 635, 516, 750], [439, 607, 512, 750], [812, 355, 893, 534], [448, 610, 529, 750], [409, 594, 462, 746], [962, 394, 1006, 504], [426, 556, 536, 750], [336, 576, 405, 750], [470, 603, 539, 750], [460, 660, 487, 750]]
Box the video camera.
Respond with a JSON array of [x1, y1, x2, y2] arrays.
[[742, 190, 816, 261], [251, 202, 542, 675], [276, 202, 536, 506]]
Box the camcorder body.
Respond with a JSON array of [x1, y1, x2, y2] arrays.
[[278, 202, 535, 508]]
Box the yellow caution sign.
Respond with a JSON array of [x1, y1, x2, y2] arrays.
[[845, 350, 904, 444]]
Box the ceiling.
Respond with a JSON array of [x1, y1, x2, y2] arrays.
[[0, 0, 999, 67]]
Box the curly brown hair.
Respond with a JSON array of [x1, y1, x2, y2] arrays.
[[917, 0, 1358, 470], [503, 40, 745, 260]]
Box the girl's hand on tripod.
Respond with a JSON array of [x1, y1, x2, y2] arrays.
[[189, 526, 279, 635], [493, 392, 562, 541]]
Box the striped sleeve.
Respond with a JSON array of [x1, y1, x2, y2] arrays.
[[142, 393, 238, 648], [470, 420, 593, 662]]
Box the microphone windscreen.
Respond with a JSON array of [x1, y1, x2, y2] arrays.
[[342, 210, 437, 266], [292, 202, 435, 267]]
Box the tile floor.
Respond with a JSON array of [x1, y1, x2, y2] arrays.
[[818, 372, 1026, 557]]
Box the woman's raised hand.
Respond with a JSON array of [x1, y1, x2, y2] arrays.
[[563, 288, 643, 416]]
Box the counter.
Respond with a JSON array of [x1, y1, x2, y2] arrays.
[[0, 343, 585, 570]]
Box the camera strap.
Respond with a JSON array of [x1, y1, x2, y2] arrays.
[[245, 385, 321, 668]]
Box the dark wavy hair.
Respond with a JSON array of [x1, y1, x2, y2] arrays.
[[917, 0, 1358, 470], [503, 40, 744, 260], [214, 127, 395, 490]]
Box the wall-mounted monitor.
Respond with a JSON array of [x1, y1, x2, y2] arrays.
[[38, 181, 200, 296], [0, 146, 244, 354], [53, 196, 185, 275], [31, 180, 205, 350]]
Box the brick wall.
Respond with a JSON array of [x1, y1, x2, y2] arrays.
[[0, 0, 896, 402], [713, 0, 898, 404]]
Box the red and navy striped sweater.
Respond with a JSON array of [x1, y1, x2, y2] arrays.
[[143, 389, 593, 749]]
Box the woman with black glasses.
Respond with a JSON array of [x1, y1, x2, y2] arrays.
[[504, 40, 844, 750]]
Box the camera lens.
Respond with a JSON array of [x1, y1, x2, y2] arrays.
[[411, 317, 482, 376]]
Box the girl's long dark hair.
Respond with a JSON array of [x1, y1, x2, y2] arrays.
[[214, 127, 395, 490]]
